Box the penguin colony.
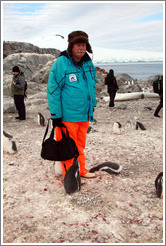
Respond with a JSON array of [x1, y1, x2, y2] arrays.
[[4, 113, 162, 198], [113, 120, 146, 134]]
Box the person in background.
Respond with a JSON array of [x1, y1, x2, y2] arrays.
[[47, 30, 97, 181], [11, 66, 26, 120], [104, 69, 119, 107], [154, 75, 163, 117]]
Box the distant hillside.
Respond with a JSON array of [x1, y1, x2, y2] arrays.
[[3, 41, 61, 59]]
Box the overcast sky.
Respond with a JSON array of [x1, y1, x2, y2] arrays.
[[2, 1, 164, 62]]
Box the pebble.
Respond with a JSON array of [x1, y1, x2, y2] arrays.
[[142, 218, 151, 226]]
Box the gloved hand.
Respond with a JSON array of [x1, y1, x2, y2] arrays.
[[52, 118, 62, 128]]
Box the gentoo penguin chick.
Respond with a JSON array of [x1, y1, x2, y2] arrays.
[[113, 122, 122, 134], [3, 130, 17, 154], [155, 172, 163, 198], [64, 158, 81, 195], [89, 161, 122, 175], [37, 113, 45, 126], [125, 120, 136, 130]]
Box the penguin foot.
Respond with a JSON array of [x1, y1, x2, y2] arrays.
[[81, 179, 86, 185]]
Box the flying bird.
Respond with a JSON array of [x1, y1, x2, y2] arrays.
[[55, 34, 64, 39]]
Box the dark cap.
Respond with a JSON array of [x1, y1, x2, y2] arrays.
[[12, 66, 20, 72], [67, 30, 92, 55]]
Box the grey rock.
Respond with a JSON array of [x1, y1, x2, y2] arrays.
[[3, 53, 55, 80], [118, 84, 142, 93], [30, 99, 47, 106], [3, 102, 16, 113], [117, 104, 127, 110], [30, 60, 54, 84], [3, 41, 60, 58]]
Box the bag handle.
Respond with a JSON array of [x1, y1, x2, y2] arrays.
[[60, 125, 70, 139], [42, 118, 51, 143], [42, 118, 70, 143]]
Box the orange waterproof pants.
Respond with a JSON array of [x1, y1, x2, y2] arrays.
[[55, 121, 89, 179]]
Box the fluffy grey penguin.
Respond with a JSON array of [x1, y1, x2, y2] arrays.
[[155, 172, 163, 198], [37, 113, 45, 126], [125, 120, 146, 131], [125, 120, 137, 130], [113, 122, 122, 134], [64, 158, 81, 195], [3, 130, 17, 154], [89, 161, 122, 175]]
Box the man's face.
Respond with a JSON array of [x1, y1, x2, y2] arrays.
[[13, 72, 19, 76], [72, 43, 86, 61]]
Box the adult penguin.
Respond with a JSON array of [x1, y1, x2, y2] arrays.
[[64, 158, 81, 195]]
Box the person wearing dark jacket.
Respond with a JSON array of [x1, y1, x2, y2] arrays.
[[104, 69, 119, 107], [154, 75, 163, 117], [11, 66, 26, 120]]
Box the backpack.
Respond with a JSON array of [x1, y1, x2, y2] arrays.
[[24, 81, 27, 98], [153, 78, 163, 94]]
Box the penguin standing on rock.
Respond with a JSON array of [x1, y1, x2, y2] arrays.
[[89, 161, 122, 175], [3, 130, 17, 154], [64, 158, 81, 195], [37, 113, 45, 126]]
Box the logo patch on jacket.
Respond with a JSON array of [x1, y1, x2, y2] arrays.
[[69, 74, 77, 82]]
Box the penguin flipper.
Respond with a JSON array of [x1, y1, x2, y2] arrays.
[[136, 121, 146, 130], [3, 130, 13, 139]]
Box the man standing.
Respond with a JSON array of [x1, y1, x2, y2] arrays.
[[154, 75, 163, 117], [47, 30, 97, 180], [11, 66, 26, 120]]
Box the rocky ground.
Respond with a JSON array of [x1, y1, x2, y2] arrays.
[[3, 95, 164, 244]]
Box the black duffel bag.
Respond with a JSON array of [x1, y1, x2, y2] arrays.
[[41, 119, 79, 161]]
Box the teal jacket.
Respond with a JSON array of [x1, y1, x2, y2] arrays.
[[47, 51, 97, 122]]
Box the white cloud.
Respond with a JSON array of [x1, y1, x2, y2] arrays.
[[2, 1, 164, 62], [93, 46, 163, 63]]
